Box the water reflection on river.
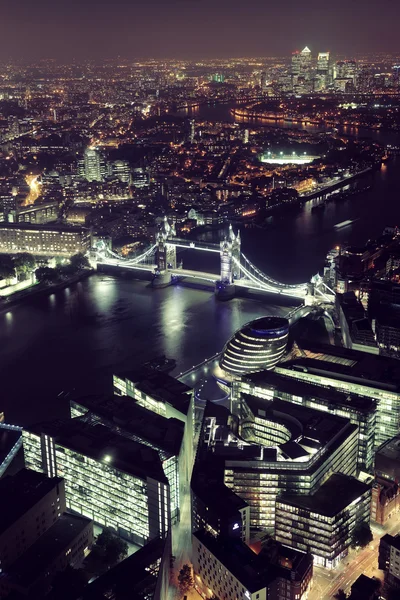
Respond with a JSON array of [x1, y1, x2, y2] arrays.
[[1, 105, 399, 428]]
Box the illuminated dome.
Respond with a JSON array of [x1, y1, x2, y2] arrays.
[[219, 317, 289, 376]]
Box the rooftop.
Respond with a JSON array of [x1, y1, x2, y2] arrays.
[[193, 530, 310, 593], [115, 368, 192, 415], [244, 369, 376, 413], [277, 473, 371, 517], [278, 340, 400, 393], [82, 536, 167, 600], [0, 222, 88, 232], [3, 513, 92, 589], [376, 434, 400, 461], [0, 469, 63, 536], [26, 417, 167, 483], [71, 394, 184, 458]]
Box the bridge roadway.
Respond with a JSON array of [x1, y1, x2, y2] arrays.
[[98, 258, 310, 299]]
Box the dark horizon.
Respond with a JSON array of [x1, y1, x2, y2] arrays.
[[1, 0, 399, 61]]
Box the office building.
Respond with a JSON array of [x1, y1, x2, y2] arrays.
[[0, 469, 66, 570], [317, 51, 330, 74], [84, 147, 102, 182], [0, 422, 23, 477], [273, 340, 400, 449], [275, 473, 371, 569], [368, 280, 400, 358], [237, 369, 377, 471], [195, 398, 358, 531], [337, 291, 378, 354], [371, 434, 400, 525], [379, 534, 400, 594], [291, 47, 312, 78], [132, 167, 149, 188], [0, 469, 93, 598], [219, 317, 289, 376], [8, 201, 59, 225], [81, 535, 170, 600], [348, 574, 381, 600], [70, 393, 185, 523], [291, 47, 312, 94], [191, 402, 250, 544], [376, 315, 400, 359], [111, 160, 131, 183], [23, 416, 170, 546], [113, 368, 194, 486], [316, 52, 330, 90], [192, 530, 313, 600], [0, 223, 90, 256]]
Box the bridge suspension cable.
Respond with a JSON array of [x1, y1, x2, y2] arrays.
[[233, 257, 306, 297], [237, 253, 308, 294], [104, 244, 157, 265]]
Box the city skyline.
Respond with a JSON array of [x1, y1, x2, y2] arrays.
[[1, 0, 399, 60]]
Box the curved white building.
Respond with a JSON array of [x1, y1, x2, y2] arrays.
[[219, 317, 289, 376]]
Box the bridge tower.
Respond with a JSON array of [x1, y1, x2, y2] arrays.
[[220, 225, 241, 284], [155, 217, 177, 271]]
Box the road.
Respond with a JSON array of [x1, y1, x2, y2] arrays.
[[310, 513, 400, 599], [168, 403, 205, 600]]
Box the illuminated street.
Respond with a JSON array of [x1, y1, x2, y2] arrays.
[[310, 515, 400, 599]]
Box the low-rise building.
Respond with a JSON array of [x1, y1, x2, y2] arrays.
[[371, 434, 400, 525], [0, 469, 93, 598], [275, 473, 371, 569], [379, 534, 400, 594], [0, 223, 90, 256], [192, 530, 313, 600]]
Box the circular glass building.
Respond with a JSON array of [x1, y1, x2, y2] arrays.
[[219, 316, 289, 376]]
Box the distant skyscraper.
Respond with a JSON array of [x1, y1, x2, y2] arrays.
[[189, 119, 195, 143], [291, 47, 312, 93], [260, 71, 267, 90], [317, 52, 330, 73], [112, 160, 131, 183], [315, 52, 330, 90], [84, 148, 102, 182]]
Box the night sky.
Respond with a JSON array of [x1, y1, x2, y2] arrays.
[[0, 0, 398, 59]]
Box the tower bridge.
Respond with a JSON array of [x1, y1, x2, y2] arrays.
[[94, 218, 335, 304]]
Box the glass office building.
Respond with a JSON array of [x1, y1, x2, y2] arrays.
[[275, 473, 371, 569], [251, 340, 400, 450], [70, 394, 184, 523], [238, 370, 377, 471], [197, 397, 358, 531], [23, 417, 170, 546]]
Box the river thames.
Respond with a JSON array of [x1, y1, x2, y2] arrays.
[[1, 113, 399, 427]]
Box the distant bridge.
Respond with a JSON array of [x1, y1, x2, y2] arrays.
[[94, 219, 335, 304]]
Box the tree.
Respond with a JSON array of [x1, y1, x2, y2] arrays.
[[178, 564, 193, 594], [94, 528, 128, 566], [334, 590, 347, 600], [50, 565, 87, 600], [0, 263, 15, 282], [35, 266, 58, 285], [70, 253, 90, 272], [13, 252, 35, 274], [351, 522, 373, 549]]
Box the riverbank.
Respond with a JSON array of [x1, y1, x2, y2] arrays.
[[0, 269, 93, 314]]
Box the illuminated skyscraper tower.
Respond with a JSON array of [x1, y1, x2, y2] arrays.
[[84, 147, 102, 182], [316, 52, 330, 90], [291, 47, 312, 93]]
